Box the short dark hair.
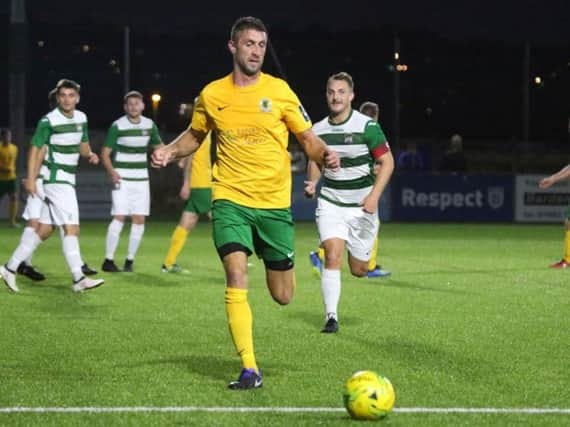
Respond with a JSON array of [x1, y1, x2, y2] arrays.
[[230, 16, 268, 43], [0, 128, 10, 139], [328, 72, 354, 90], [56, 78, 81, 93], [124, 90, 144, 102], [359, 101, 379, 117]]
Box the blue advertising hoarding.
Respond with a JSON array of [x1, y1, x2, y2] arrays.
[[391, 174, 514, 221]]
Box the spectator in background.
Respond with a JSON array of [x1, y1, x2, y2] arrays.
[[0, 128, 19, 227], [440, 133, 467, 173], [397, 142, 425, 172]]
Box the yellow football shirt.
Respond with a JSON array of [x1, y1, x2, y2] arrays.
[[0, 143, 18, 180], [189, 131, 212, 189], [191, 72, 312, 209]]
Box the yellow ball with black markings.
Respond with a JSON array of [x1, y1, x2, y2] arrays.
[[343, 371, 395, 420]]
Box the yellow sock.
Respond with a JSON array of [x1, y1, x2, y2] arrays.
[[225, 287, 257, 372], [368, 237, 379, 271], [564, 230, 570, 262], [318, 247, 325, 262], [9, 199, 18, 224], [164, 225, 188, 267]]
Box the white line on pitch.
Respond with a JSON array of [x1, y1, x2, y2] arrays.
[[0, 407, 569, 414]]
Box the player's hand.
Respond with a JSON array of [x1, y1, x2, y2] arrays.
[[324, 147, 340, 171], [359, 194, 378, 214], [24, 178, 37, 196], [88, 152, 100, 165], [151, 147, 172, 168], [538, 177, 554, 189], [110, 170, 121, 185], [304, 180, 316, 198], [180, 183, 190, 200]]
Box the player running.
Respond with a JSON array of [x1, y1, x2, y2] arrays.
[[151, 16, 339, 389], [304, 72, 394, 333]]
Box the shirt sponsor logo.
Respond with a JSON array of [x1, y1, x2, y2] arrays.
[[259, 98, 272, 113]]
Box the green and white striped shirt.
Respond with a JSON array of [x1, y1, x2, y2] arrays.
[[31, 108, 89, 186], [313, 109, 390, 207], [104, 115, 162, 181]]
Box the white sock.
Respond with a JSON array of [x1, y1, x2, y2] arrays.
[[21, 227, 37, 266], [7, 231, 42, 272], [105, 219, 124, 260], [321, 268, 341, 321], [59, 226, 85, 267], [127, 223, 145, 261], [63, 235, 84, 282]]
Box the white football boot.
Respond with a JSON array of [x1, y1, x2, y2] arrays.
[[0, 264, 19, 293], [72, 276, 104, 293]]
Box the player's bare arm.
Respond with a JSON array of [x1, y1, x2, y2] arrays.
[[539, 164, 570, 189], [22, 145, 46, 189], [295, 128, 340, 170], [180, 155, 193, 200], [79, 142, 99, 165], [100, 146, 121, 184], [25, 145, 43, 196], [361, 150, 394, 214], [151, 128, 205, 168], [304, 160, 322, 198]]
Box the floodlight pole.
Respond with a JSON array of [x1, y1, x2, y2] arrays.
[[123, 26, 131, 93], [393, 35, 401, 149], [9, 0, 27, 172], [522, 42, 530, 145]]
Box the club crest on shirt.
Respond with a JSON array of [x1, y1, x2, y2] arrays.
[[259, 98, 272, 113], [76, 124, 82, 132], [142, 129, 148, 136], [344, 133, 354, 144]]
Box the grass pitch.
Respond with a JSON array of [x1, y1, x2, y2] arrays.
[[0, 221, 568, 426]]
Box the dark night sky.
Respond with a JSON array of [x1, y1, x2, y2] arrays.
[[2, 0, 569, 143], [12, 0, 570, 44]]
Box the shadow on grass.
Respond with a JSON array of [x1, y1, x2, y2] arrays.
[[27, 280, 111, 317], [377, 279, 473, 294], [289, 309, 364, 331], [109, 271, 225, 288], [119, 354, 259, 382], [347, 333, 501, 383]]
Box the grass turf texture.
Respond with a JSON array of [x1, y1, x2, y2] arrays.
[[0, 222, 568, 426]]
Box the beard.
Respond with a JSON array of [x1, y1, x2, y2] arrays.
[[328, 103, 346, 117], [236, 57, 262, 76]]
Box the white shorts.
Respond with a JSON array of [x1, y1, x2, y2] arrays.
[[315, 197, 379, 262], [40, 183, 80, 226], [22, 178, 46, 221], [111, 180, 150, 216]]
